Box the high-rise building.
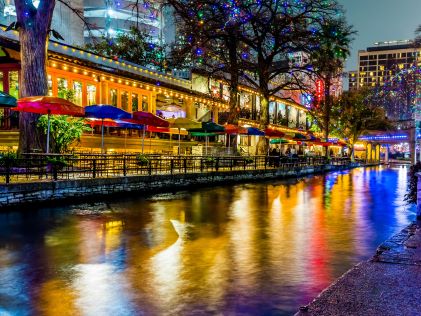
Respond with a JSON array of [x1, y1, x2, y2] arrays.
[[83, 0, 175, 45], [356, 40, 421, 89], [347, 70, 357, 91]]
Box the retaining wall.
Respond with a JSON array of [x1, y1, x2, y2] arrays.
[[0, 164, 360, 209]]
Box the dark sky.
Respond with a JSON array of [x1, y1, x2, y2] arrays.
[[339, 0, 421, 71]]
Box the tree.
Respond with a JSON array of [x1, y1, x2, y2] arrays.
[[331, 89, 392, 161], [167, 0, 248, 123], [306, 17, 354, 157], [14, 0, 56, 153], [85, 26, 167, 71]]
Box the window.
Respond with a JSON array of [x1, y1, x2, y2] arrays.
[[73, 81, 82, 105], [121, 91, 129, 111], [9, 71, 19, 98], [87, 84, 96, 105], [47, 75, 52, 96], [0, 72, 4, 92], [57, 78, 68, 99], [142, 95, 149, 111], [110, 88, 117, 107], [132, 93, 139, 111]]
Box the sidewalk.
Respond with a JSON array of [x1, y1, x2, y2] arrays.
[[296, 222, 421, 316]]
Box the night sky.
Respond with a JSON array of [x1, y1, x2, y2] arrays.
[[339, 0, 421, 71]]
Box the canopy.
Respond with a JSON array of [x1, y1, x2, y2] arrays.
[[168, 117, 201, 130], [270, 138, 290, 144], [189, 121, 225, 133], [246, 127, 265, 136], [264, 128, 285, 138], [202, 121, 225, 132], [190, 131, 217, 137], [294, 133, 307, 140], [85, 105, 131, 120], [133, 111, 170, 127], [15, 96, 84, 116], [147, 126, 188, 135], [224, 124, 247, 135], [85, 118, 119, 128], [0, 91, 16, 108]]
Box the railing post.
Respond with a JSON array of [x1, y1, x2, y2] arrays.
[[215, 158, 219, 172], [123, 156, 127, 177], [264, 156, 267, 170], [184, 158, 187, 174], [200, 158, 204, 172], [92, 159, 96, 179], [254, 157, 257, 170], [5, 165, 10, 184], [170, 159, 174, 174]]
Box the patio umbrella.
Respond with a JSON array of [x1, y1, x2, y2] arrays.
[[189, 121, 225, 155], [0, 91, 17, 108], [293, 133, 307, 140], [15, 96, 84, 153], [169, 117, 201, 154], [85, 105, 132, 153], [246, 127, 265, 136], [270, 138, 290, 144], [132, 111, 170, 153], [264, 128, 285, 138], [224, 124, 247, 153]]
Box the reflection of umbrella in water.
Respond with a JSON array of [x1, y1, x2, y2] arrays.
[[14, 96, 84, 153], [85, 105, 132, 153], [131, 111, 170, 153]]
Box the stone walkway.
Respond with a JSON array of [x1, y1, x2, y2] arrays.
[[296, 222, 421, 316]]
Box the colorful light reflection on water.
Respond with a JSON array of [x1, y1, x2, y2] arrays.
[[0, 166, 415, 315]]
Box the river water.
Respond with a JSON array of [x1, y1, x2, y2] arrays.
[[0, 166, 416, 316]]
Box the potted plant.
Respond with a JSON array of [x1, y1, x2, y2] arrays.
[[136, 154, 149, 166], [244, 157, 254, 164]]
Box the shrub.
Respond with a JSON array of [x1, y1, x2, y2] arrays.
[[136, 154, 149, 166], [0, 151, 18, 167], [405, 162, 421, 204]]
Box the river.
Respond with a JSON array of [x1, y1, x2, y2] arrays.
[[0, 166, 416, 315]]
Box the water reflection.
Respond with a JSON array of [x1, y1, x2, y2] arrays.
[[0, 167, 415, 315]]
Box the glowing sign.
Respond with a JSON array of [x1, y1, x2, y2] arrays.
[[315, 79, 324, 104]]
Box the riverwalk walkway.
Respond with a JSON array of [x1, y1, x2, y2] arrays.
[[296, 222, 421, 316]]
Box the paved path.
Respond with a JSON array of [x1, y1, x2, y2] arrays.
[[296, 222, 421, 316]]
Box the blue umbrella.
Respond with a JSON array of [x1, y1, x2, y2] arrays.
[[246, 127, 265, 136], [85, 105, 132, 153]]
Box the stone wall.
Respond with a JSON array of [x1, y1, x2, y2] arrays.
[[0, 164, 359, 209]]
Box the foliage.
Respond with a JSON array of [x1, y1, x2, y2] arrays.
[[46, 156, 69, 169], [0, 151, 18, 167], [405, 162, 421, 204], [85, 27, 167, 71], [244, 157, 254, 164], [37, 115, 91, 153], [331, 89, 392, 160], [204, 157, 215, 164], [58, 84, 76, 102], [136, 154, 149, 166], [305, 17, 355, 156]]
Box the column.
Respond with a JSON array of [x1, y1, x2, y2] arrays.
[[385, 145, 389, 164], [409, 127, 416, 164]]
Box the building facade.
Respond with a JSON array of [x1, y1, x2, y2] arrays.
[[355, 40, 421, 89]]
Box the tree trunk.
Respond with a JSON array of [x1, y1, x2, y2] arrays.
[[256, 96, 269, 155], [323, 77, 332, 158], [227, 33, 239, 124], [15, 0, 55, 153]]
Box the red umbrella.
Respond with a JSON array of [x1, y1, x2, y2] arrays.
[[85, 118, 119, 128], [14, 96, 85, 153], [264, 128, 285, 138], [131, 111, 170, 153], [132, 111, 169, 127], [224, 124, 247, 135]]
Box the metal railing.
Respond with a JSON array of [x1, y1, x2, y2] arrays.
[[0, 153, 352, 184]]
